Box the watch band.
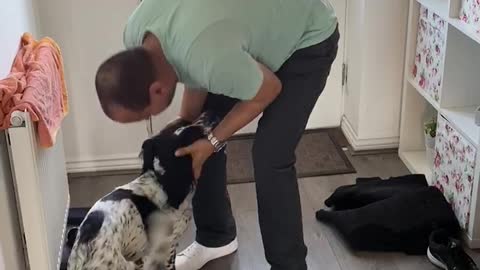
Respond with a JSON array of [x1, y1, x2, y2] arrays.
[[207, 132, 226, 152]]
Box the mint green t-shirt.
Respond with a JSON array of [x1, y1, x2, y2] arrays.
[[124, 0, 337, 100]]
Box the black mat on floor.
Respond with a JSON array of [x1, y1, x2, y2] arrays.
[[226, 128, 356, 184]]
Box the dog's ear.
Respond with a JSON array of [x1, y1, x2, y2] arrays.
[[160, 118, 192, 136], [160, 147, 195, 209], [158, 125, 204, 209], [139, 125, 205, 209], [175, 125, 205, 148], [141, 138, 156, 173]]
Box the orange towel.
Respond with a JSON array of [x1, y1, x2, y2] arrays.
[[0, 33, 68, 148]]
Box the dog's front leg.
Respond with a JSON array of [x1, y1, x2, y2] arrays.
[[144, 212, 175, 270], [175, 197, 193, 238], [162, 205, 193, 270], [144, 240, 173, 270], [174, 208, 192, 239]]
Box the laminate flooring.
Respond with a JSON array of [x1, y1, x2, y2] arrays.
[[69, 153, 480, 270]]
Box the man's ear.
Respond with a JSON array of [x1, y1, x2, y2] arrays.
[[149, 81, 167, 114], [148, 81, 163, 97]]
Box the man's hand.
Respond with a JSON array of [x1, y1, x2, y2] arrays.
[[175, 139, 214, 180]]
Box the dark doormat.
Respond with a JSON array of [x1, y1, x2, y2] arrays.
[[226, 128, 356, 184]]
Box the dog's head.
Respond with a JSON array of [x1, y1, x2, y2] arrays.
[[140, 124, 205, 209]]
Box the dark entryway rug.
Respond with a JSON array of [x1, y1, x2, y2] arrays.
[[226, 129, 356, 184]]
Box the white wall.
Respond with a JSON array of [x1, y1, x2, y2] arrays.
[[43, 0, 346, 172], [0, 0, 39, 77], [342, 0, 409, 150], [37, 0, 403, 172], [33, 0, 192, 172], [36, 0, 153, 172], [0, 0, 38, 268]]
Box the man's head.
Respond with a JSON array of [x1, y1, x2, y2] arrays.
[[95, 47, 176, 123]]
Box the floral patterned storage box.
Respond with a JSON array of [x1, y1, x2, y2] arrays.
[[413, 6, 447, 103], [460, 0, 480, 33], [432, 116, 477, 229]]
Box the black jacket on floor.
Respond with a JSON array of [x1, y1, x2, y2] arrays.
[[316, 175, 460, 255], [324, 174, 428, 210]]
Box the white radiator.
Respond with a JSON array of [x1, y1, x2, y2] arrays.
[[6, 111, 70, 270]]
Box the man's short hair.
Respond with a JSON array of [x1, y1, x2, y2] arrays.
[[95, 47, 155, 115]]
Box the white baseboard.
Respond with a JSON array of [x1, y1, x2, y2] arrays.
[[66, 154, 142, 173], [341, 116, 400, 151], [463, 231, 480, 249], [68, 120, 399, 173]]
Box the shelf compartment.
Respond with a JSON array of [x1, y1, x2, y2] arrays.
[[417, 0, 450, 19], [412, 5, 448, 105], [399, 150, 433, 182], [458, 0, 480, 37], [446, 0, 480, 45], [441, 26, 480, 111], [432, 115, 477, 229], [416, 0, 480, 51], [399, 81, 437, 184], [449, 18, 480, 45], [440, 106, 480, 146], [408, 77, 441, 110]]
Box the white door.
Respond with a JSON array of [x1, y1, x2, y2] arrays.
[[307, 0, 346, 129], [151, 0, 347, 134]]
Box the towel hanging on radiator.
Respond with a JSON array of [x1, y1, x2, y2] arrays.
[[0, 32, 68, 148]]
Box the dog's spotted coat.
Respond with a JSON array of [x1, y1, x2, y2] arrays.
[[68, 112, 219, 270]]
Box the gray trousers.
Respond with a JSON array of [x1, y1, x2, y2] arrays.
[[194, 27, 339, 270]]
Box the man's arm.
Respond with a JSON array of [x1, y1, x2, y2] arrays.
[[212, 62, 282, 142], [179, 87, 208, 122], [174, 62, 281, 179]]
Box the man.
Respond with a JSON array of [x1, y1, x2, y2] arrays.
[[94, 0, 339, 269]]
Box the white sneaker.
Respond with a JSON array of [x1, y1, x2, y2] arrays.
[[175, 238, 238, 270]]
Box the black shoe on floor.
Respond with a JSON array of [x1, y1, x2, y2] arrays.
[[427, 229, 479, 270]]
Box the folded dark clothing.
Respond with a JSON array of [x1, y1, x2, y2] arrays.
[[325, 174, 428, 210], [355, 174, 427, 184], [317, 186, 460, 255], [355, 176, 382, 184]]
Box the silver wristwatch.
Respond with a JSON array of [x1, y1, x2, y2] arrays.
[[207, 132, 226, 152]]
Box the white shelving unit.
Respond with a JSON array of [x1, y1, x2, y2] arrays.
[[441, 106, 480, 145], [399, 150, 432, 180], [417, 0, 449, 17], [407, 77, 440, 110], [400, 0, 480, 247]]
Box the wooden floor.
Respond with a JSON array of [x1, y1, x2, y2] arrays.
[[70, 153, 480, 270]]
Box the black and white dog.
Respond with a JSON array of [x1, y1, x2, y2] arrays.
[[67, 112, 219, 270]]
